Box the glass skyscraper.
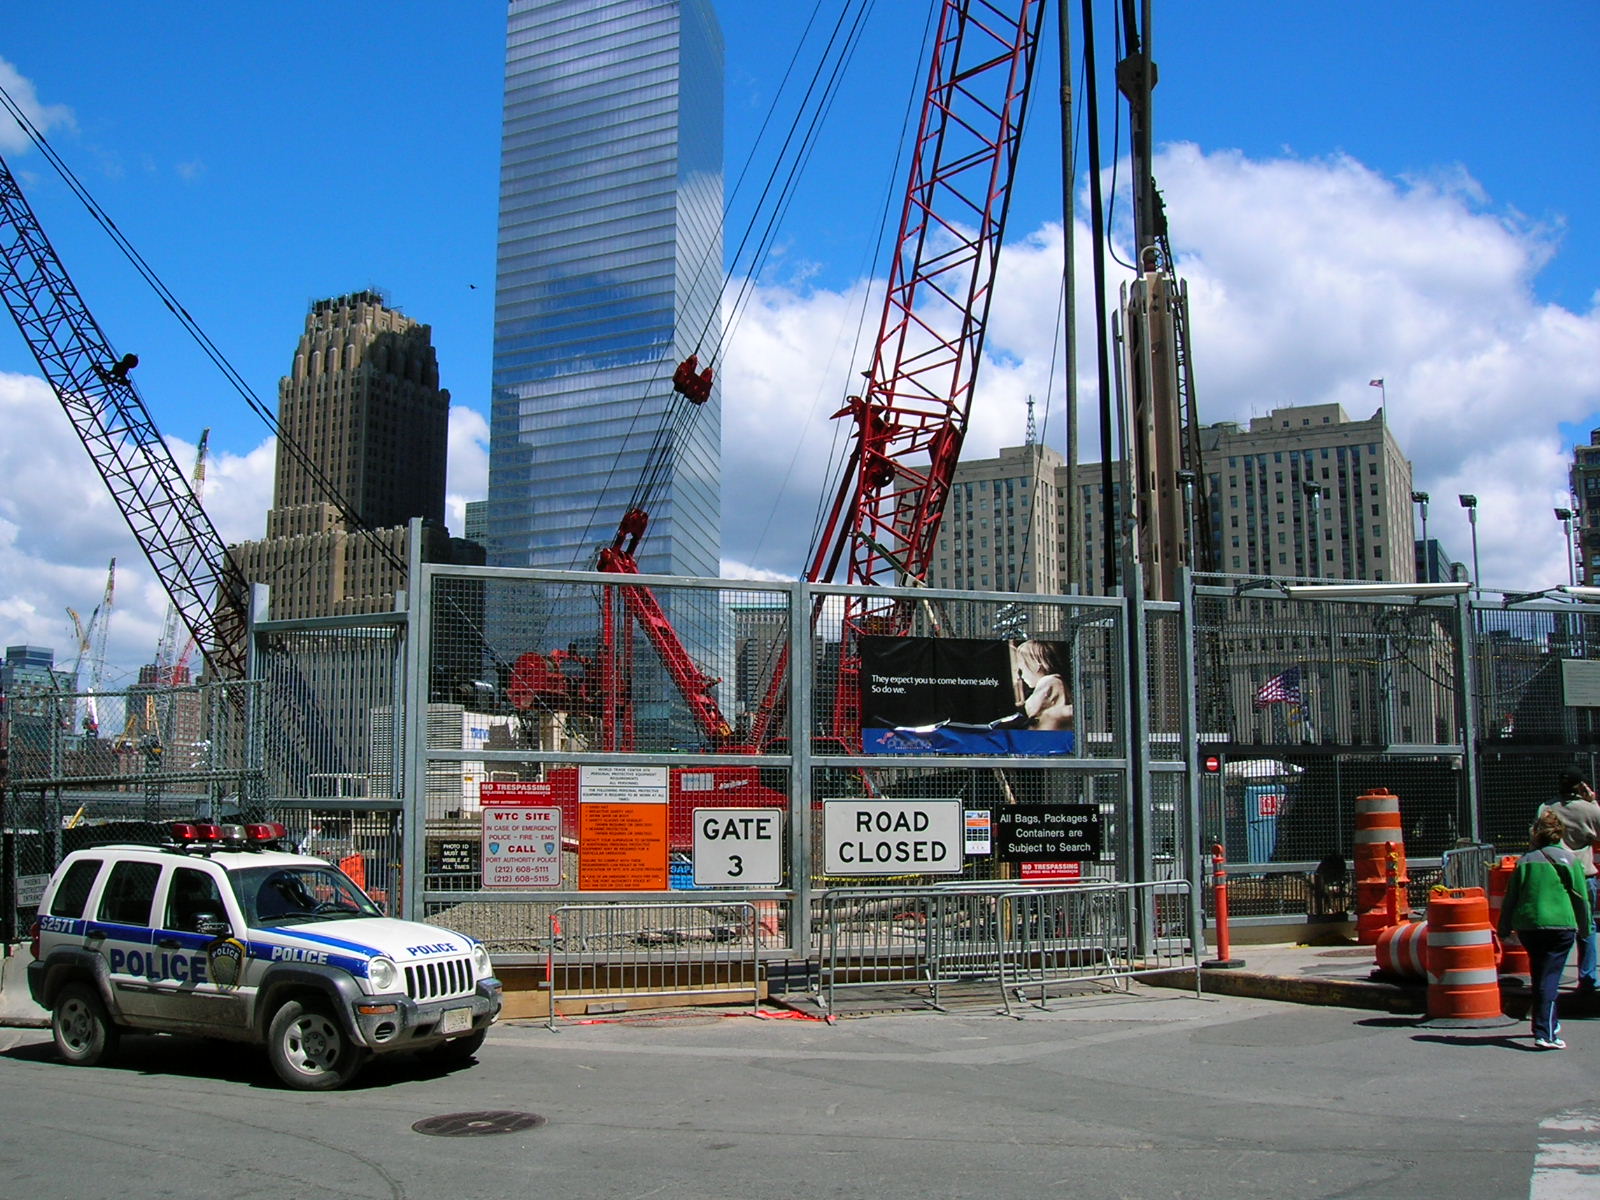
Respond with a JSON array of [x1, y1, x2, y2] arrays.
[[487, 0, 724, 579]]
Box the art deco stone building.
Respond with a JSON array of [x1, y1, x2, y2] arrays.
[[230, 291, 476, 620]]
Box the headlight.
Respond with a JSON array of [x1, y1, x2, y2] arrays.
[[471, 944, 492, 978], [368, 956, 399, 992]]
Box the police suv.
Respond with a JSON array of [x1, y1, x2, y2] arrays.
[[28, 821, 502, 1090]]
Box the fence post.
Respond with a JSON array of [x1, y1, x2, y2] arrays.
[[1455, 592, 1482, 844], [1177, 564, 1205, 956], [1203, 842, 1245, 969]]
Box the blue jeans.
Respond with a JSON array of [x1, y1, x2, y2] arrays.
[[1521, 927, 1578, 1042], [1580, 876, 1599, 986]]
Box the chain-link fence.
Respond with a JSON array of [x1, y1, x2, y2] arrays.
[[20, 566, 1592, 979], [2, 677, 263, 939]]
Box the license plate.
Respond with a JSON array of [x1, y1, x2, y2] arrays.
[[441, 1007, 472, 1035]]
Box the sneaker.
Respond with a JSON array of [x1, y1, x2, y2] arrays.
[[1534, 1037, 1567, 1050], [1579, 979, 1598, 995]]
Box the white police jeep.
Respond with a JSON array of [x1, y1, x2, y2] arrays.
[[27, 821, 502, 1090]]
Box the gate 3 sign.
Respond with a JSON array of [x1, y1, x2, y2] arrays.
[[993, 804, 1101, 863]]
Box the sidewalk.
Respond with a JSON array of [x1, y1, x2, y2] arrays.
[[5, 938, 1596, 1028]]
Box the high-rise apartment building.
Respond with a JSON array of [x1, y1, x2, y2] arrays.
[[925, 403, 1416, 596], [486, 0, 724, 577], [1570, 428, 1600, 585], [1202, 404, 1414, 582], [230, 292, 477, 621]]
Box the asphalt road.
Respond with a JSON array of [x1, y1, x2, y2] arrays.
[[2, 986, 1597, 1200]]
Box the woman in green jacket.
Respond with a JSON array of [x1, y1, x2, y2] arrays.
[[1499, 810, 1593, 1049]]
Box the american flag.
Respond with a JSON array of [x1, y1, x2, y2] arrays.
[[1254, 667, 1303, 709], [1368, 378, 1384, 387]]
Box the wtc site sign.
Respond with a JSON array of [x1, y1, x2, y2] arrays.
[[823, 799, 964, 875], [479, 781, 562, 888]]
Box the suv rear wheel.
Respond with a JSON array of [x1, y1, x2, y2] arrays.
[[52, 982, 119, 1067], [266, 998, 366, 1090]]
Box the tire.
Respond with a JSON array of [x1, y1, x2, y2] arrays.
[[266, 998, 366, 1091], [52, 982, 119, 1067], [423, 1028, 486, 1063]]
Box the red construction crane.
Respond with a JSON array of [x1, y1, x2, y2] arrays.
[[0, 156, 249, 680], [757, 0, 1045, 751], [526, 0, 1045, 763]]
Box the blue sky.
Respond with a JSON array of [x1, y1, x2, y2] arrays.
[[1, 1, 1597, 684]]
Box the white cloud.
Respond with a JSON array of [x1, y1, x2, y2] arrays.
[[445, 404, 490, 536], [718, 144, 1600, 591], [0, 372, 274, 687], [0, 58, 74, 152]]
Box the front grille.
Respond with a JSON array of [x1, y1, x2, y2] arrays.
[[405, 956, 474, 1002]]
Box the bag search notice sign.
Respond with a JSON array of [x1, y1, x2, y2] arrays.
[[992, 803, 1102, 863]]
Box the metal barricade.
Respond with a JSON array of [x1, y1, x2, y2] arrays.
[[1441, 842, 1498, 892], [816, 881, 1201, 1013], [546, 902, 762, 1030]]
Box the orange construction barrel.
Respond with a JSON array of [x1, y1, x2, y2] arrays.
[[1353, 788, 1407, 944], [1486, 856, 1530, 978], [1373, 920, 1427, 979], [1425, 887, 1504, 1023]]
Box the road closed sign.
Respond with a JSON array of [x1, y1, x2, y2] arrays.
[[693, 808, 782, 886], [823, 799, 964, 876]]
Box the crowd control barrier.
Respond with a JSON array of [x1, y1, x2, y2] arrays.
[[814, 880, 1200, 1014], [545, 902, 762, 1029]]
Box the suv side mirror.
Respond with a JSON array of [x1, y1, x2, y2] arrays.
[[196, 913, 231, 938]]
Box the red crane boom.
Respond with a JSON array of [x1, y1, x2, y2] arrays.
[[758, 0, 1045, 750]]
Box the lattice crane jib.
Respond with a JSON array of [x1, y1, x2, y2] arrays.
[[0, 155, 248, 680]]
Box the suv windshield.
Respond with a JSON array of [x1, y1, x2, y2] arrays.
[[230, 864, 382, 927]]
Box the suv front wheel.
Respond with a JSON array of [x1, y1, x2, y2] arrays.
[[52, 982, 120, 1067], [266, 998, 367, 1091]]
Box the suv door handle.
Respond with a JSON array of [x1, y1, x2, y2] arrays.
[[157, 937, 181, 949], [85, 928, 107, 940]]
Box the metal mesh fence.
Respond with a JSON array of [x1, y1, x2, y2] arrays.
[[426, 570, 794, 756], [254, 622, 405, 801]]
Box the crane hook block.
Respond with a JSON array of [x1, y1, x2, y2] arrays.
[[672, 355, 713, 404]]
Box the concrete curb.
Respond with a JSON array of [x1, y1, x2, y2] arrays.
[[1144, 966, 1428, 1013], [0, 947, 48, 1028]]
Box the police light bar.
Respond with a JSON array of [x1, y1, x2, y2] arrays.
[[244, 823, 288, 845], [169, 822, 200, 843]]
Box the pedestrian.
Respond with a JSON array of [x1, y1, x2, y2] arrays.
[[1535, 770, 1600, 995], [1499, 810, 1592, 1049]]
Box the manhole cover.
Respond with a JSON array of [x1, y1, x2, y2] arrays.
[[412, 1111, 545, 1138]]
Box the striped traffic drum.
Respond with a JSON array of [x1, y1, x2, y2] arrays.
[[1353, 788, 1407, 944], [1425, 887, 1505, 1023], [1486, 856, 1530, 978], [1373, 920, 1427, 979]]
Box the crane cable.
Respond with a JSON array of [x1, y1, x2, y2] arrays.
[[0, 84, 411, 581], [575, 0, 889, 571]]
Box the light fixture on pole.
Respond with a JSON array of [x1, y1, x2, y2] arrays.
[[1555, 507, 1577, 587], [1302, 481, 1324, 577], [1410, 491, 1430, 580], [1459, 494, 1480, 588]]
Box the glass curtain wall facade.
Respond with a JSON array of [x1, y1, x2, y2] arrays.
[[487, 0, 724, 579]]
